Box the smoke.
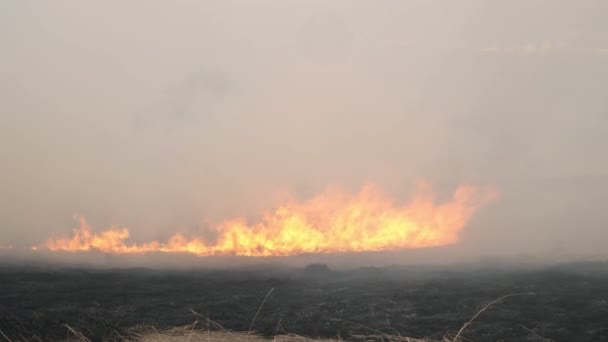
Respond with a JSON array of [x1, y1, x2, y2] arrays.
[[1, 0, 607, 265]]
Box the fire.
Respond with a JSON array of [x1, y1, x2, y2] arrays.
[[34, 183, 498, 256]]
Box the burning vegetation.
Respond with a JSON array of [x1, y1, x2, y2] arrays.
[[34, 183, 497, 257]]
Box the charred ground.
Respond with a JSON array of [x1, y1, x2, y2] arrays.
[[1, 262, 608, 341]]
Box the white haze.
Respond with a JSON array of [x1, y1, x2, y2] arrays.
[[1, 0, 607, 264]]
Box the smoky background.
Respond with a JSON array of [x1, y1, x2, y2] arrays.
[[1, 0, 607, 263]]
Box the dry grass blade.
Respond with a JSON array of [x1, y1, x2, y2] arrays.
[[113, 329, 127, 341], [0, 329, 12, 342], [452, 292, 536, 342], [183, 320, 198, 342], [189, 310, 235, 336], [332, 318, 393, 340], [520, 325, 551, 342], [273, 315, 283, 341], [150, 325, 161, 338], [63, 324, 92, 342], [246, 288, 275, 339]]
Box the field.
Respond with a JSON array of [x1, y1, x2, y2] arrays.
[[1, 262, 608, 341]]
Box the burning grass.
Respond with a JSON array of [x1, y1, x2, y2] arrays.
[[34, 183, 498, 257]]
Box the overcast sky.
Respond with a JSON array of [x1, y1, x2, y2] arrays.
[[1, 1, 607, 260]]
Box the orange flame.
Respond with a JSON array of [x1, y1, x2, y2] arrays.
[[34, 183, 498, 256]]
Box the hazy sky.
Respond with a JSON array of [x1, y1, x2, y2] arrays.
[[1, 1, 607, 260]]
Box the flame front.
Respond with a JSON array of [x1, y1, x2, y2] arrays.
[[35, 183, 498, 256]]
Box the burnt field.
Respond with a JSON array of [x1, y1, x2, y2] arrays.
[[1, 262, 608, 341]]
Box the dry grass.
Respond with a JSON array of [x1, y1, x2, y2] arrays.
[[119, 324, 441, 342], [128, 326, 341, 341], [59, 323, 445, 342], [451, 292, 536, 342], [54, 292, 538, 342]]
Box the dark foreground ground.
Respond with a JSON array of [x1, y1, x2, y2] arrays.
[[1, 261, 608, 341]]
